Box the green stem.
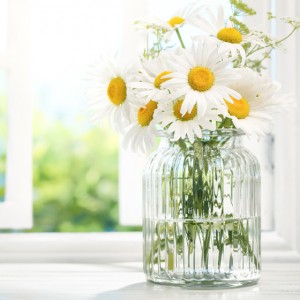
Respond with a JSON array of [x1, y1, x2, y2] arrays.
[[246, 44, 260, 57], [217, 229, 224, 270], [217, 117, 229, 129], [175, 28, 185, 49], [203, 223, 212, 269], [275, 26, 299, 45], [240, 222, 260, 270], [156, 31, 160, 54], [177, 138, 187, 152], [247, 26, 298, 58], [255, 48, 273, 66]]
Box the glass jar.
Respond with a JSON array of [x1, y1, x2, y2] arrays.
[[142, 129, 261, 288]]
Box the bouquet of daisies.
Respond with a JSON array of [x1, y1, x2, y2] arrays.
[[88, 0, 299, 154]]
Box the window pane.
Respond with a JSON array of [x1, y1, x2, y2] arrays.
[[29, 0, 140, 232]]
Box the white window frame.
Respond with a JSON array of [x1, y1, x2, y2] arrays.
[[0, 0, 32, 229], [119, 0, 147, 225], [271, 0, 300, 252], [244, 0, 300, 254], [0, 230, 300, 263]]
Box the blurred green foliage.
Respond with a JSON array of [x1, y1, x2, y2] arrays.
[[28, 112, 140, 232]]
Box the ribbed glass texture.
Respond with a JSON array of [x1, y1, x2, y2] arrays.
[[143, 130, 261, 288]]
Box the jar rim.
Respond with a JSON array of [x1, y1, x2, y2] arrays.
[[156, 128, 245, 139], [202, 128, 245, 137]]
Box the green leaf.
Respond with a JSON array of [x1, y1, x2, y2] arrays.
[[229, 16, 250, 35], [230, 0, 256, 16]]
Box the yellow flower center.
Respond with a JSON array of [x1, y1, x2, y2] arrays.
[[168, 16, 185, 28], [217, 28, 243, 44], [137, 100, 158, 126], [154, 71, 172, 89], [107, 77, 127, 106], [173, 99, 197, 121], [225, 96, 250, 119], [188, 67, 215, 92]]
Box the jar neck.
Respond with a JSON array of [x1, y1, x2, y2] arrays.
[[159, 129, 245, 149]]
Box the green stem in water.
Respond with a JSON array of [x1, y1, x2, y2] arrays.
[[240, 222, 260, 270], [203, 223, 212, 269], [217, 229, 224, 270], [175, 28, 185, 49]]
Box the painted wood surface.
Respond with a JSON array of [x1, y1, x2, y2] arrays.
[[0, 233, 299, 299], [0, 261, 300, 299]]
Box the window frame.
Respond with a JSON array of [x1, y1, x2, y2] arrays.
[[0, 231, 299, 263], [0, 0, 32, 229], [118, 0, 147, 225], [271, 0, 300, 252]]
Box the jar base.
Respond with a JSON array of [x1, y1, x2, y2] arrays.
[[146, 274, 260, 289]]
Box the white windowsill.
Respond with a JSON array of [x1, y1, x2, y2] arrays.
[[0, 232, 300, 299], [0, 231, 299, 263]]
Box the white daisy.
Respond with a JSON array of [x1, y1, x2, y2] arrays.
[[136, 2, 207, 43], [123, 98, 159, 154], [193, 5, 261, 64], [161, 40, 241, 117], [163, 1, 207, 41], [128, 53, 173, 103], [87, 56, 136, 133], [157, 98, 223, 144], [224, 68, 292, 135]]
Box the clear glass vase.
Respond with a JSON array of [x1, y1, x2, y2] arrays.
[[142, 129, 261, 288]]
